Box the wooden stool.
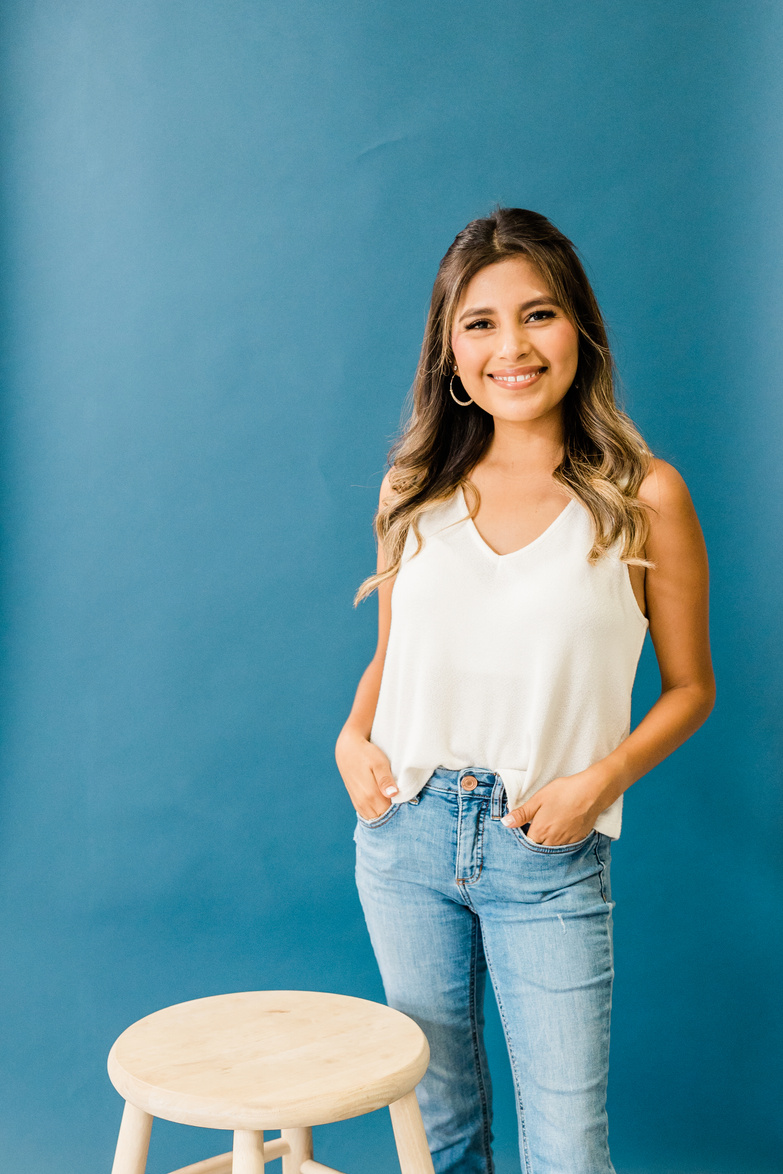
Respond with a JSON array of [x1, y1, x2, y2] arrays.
[[107, 990, 435, 1174]]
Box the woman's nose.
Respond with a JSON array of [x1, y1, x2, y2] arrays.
[[497, 324, 531, 358]]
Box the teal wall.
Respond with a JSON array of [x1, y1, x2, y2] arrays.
[[0, 3, 780, 1171]]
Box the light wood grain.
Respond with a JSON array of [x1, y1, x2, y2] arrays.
[[166, 1153, 233, 1174], [107, 991, 430, 1131], [281, 1126, 312, 1173], [389, 1091, 435, 1174], [232, 1130, 265, 1174], [111, 1102, 153, 1174], [166, 1136, 290, 1174]]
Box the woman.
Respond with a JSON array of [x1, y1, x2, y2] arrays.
[[334, 207, 715, 1174]]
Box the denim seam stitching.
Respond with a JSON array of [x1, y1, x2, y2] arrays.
[[593, 837, 608, 904], [455, 794, 465, 886], [599, 845, 615, 1170], [468, 916, 495, 1174], [482, 948, 533, 1174], [457, 799, 488, 885], [512, 828, 596, 855], [356, 803, 402, 830]]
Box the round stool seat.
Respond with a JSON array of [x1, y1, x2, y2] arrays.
[[108, 990, 430, 1132]]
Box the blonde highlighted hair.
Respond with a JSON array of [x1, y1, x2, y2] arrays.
[[355, 207, 655, 605]]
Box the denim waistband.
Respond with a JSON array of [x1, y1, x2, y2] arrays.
[[426, 766, 507, 820], [429, 766, 499, 788]]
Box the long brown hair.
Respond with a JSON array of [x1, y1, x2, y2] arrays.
[[355, 207, 654, 605]]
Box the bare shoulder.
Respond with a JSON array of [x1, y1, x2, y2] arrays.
[[634, 458, 714, 706], [637, 457, 706, 559], [637, 457, 695, 516], [378, 467, 398, 510]]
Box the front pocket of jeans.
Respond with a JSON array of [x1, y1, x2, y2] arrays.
[[356, 802, 401, 829], [513, 825, 596, 854]]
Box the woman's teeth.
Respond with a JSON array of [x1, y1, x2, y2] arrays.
[[490, 369, 544, 383]]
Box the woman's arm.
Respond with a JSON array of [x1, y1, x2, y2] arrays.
[[503, 458, 716, 844], [334, 472, 400, 820]]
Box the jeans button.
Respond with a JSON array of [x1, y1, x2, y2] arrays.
[[461, 775, 478, 791]]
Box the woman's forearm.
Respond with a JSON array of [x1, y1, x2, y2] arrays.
[[585, 681, 716, 814], [337, 655, 385, 743]]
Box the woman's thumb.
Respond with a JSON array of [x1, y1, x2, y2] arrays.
[[372, 759, 398, 797], [501, 800, 534, 828]]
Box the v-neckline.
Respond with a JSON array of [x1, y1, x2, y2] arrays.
[[457, 484, 578, 560]]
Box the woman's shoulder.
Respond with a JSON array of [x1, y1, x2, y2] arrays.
[[637, 457, 704, 553], [378, 468, 396, 509], [377, 467, 460, 516], [637, 456, 695, 517], [377, 467, 462, 550]]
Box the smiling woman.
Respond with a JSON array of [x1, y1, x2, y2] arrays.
[[335, 207, 715, 1174], [453, 269, 578, 407]]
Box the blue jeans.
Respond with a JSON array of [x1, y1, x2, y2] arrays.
[[354, 766, 616, 1174]]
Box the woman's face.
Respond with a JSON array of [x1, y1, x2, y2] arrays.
[[450, 255, 579, 425]]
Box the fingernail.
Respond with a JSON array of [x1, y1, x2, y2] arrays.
[[384, 786, 398, 797], [500, 815, 514, 826]]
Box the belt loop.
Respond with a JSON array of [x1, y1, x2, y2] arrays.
[[491, 775, 505, 820]]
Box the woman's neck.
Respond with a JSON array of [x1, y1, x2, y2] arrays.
[[480, 412, 565, 480]]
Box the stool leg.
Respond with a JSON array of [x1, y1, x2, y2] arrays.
[[280, 1127, 312, 1172], [232, 1129, 265, 1173], [277, 1122, 309, 1169], [389, 1090, 435, 1174], [111, 1101, 153, 1174]]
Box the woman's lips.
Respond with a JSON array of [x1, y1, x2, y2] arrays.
[[488, 366, 546, 389]]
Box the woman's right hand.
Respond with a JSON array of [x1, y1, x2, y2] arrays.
[[335, 726, 398, 821]]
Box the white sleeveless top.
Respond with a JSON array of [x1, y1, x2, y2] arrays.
[[370, 485, 649, 839]]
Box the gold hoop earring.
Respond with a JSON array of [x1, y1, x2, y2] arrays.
[[449, 371, 473, 407]]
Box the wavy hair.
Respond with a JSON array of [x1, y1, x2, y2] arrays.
[[355, 207, 655, 604]]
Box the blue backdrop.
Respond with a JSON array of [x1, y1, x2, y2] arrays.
[[0, 2, 780, 1172]]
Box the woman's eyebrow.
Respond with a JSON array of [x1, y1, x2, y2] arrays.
[[457, 297, 558, 323]]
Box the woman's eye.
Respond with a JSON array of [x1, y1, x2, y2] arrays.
[[464, 310, 557, 330]]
